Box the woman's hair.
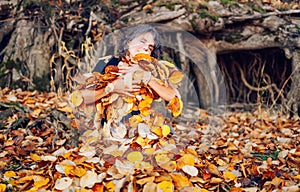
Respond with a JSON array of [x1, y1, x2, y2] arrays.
[[117, 24, 162, 59]]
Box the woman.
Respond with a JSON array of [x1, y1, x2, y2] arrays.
[[76, 24, 182, 138], [81, 24, 180, 104]]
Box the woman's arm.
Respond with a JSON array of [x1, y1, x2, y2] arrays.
[[147, 76, 180, 102], [80, 88, 107, 105]]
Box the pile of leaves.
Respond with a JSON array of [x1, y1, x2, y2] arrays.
[[0, 87, 300, 191]]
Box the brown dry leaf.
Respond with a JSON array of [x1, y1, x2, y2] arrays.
[[207, 163, 221, 177], [136, 176, 155, 185], [159, 161, 176, 172]]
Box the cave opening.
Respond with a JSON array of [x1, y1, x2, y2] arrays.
[[217, 48, 292, 111]]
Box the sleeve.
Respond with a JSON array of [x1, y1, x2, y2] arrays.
[[93, 55, 120, 74]]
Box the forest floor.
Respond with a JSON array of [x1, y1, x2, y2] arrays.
[[0, 88, 299, 192]]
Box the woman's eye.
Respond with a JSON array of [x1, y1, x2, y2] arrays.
[[149, 45, 154, 51]]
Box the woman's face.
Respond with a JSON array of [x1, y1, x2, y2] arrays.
[[127, 32, 155, 58]]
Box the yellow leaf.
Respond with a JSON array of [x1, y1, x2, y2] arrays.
[[18, 175, 33, 183], [162, 125, 171, 137], [127, 151, 143, 162], [140, 107, 151, 117], [70, 90, 84, 107], [4, 171, 16, 178], [144, 148, 155, 155], [223, 171, 236, 181], [64, 165, 75, 176], [177, 154, 195, 169], [136, 176, 155, 185], [170, 173, 192, 190], [74, 167, 87, 177], [271, 177, 282, 187], [155, 153, 170, 163], [129, 115, 143, 128], [0, 184, 6, 192], [169, 70, 184, 84], [135, 136, 147, 147], [293, 174, 300, 179], [157, 181, 173, 192], [135, 161, 154, 173], [106, 181, 115, 192], [34, 177, 50, 189], [151, 126, 162, 137], [30, 153, 41, 161]]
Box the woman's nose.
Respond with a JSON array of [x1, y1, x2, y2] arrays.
[[142, 45, 150, 52]]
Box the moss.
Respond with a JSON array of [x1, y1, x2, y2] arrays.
[[220, 0, 237, 5], [249, 2, 266, 14], [198, 10, 219, 22]]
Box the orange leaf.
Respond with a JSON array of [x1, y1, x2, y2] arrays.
[[4, 171, 16, 178], [92, 183, 104, 192], [167, 96, 183, 117], [177, 154, 195, 169], [170, 173, 192, 190], [133, 53, 152, 61], [30, 153, 41, 161], [223, 171, 236, 181]]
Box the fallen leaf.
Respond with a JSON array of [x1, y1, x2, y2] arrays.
[[54, 177, 73, 190], [127, 151, 143, 162], [80, 170, 98, 188], [182, 165, 199, 176], [170, 173, 192, 190], [157, 181, 173, 192]]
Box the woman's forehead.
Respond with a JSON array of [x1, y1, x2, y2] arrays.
[[134, 32, 154, 42]]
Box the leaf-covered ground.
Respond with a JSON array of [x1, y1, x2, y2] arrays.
[[0, 88, 299, 192]]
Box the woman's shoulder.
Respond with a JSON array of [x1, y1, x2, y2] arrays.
[[93, 55, 121, 73]]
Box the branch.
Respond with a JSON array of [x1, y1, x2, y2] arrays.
[[227, 10, 300, 23]]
